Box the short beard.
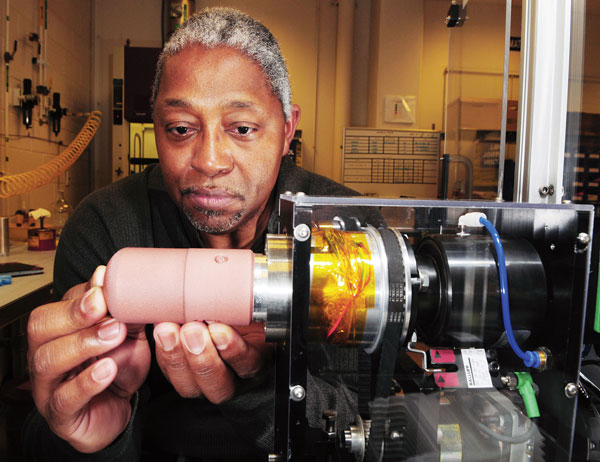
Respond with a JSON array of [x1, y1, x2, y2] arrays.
[[184, 207, 244, 234]]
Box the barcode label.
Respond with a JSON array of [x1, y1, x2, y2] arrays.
[[461, 349, 493, 388]]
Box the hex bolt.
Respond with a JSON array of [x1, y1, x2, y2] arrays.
[[564, 382, 578, 398], [290, 384, 306, 401], [294, 224, 311, 242], [501, 374, 518, 390]]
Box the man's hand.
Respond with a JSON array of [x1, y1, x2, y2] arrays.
[[153, 321, 274, 402], [27, 267, 151, 453]]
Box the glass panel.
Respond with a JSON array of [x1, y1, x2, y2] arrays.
[[444, 1, 521, 201], [275, 195, 593, 461], [564, 1, 600, 205]]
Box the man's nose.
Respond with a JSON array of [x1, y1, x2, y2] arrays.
[[190, 129, 234, 177]]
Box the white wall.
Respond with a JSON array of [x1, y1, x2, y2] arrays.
[[350, 0, 371, 128], [313, 1, 339, 179], [363, 0, 522, 135], [419, 0, 450, 132], [367, 0, 424, 129], [0, 0, 92, 218]]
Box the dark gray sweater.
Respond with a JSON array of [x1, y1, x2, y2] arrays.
[[23, 157, 380, 461]]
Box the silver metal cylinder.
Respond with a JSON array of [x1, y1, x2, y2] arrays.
[[253, 234, 293, 342], [360, 226, 389, 353]]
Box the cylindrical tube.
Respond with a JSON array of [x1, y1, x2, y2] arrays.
[[104, 247, 255, 325], [0, 217, 9, 256], [415, 235, 547, 347], [308, 227, 389, 351]]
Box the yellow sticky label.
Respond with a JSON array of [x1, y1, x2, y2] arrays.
[[438, 424, 462, 462]]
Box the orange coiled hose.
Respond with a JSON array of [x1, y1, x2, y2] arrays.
[[0, 111, 102, 198]]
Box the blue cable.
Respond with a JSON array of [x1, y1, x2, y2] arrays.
[[479, 217, 540, 369]]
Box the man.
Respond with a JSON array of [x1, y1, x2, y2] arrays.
[[23, 7, 366, 461]]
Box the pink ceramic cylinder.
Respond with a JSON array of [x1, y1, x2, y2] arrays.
[[104, 247, 254, 325]]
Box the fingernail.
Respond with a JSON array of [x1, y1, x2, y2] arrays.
[[91, 359, 115, 382], [97, 318, 120, 341], [90, 266, 106, 287], [156, 331, 177, 352], [80, 288, 96, 316], [182, 328, 206, 355], [209, 328, 229, 351]]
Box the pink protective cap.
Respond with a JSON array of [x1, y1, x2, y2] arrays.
[[104, 247, 254, 325]]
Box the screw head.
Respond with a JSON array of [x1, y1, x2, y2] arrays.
[[565, 382, 578, 398], [577, 233, 590, 246], [294, 224, 311, 242], [290, 384, 306, 401]]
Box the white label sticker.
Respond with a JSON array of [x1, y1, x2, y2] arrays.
[[461, 349, 493, 388]]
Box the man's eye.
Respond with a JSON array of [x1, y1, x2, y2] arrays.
[[235, 126, 253, 135], [174, 126, 189, 135]]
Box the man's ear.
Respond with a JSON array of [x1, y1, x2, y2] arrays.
[[281, 104, 301, 157]]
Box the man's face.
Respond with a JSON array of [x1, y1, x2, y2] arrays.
[[153, 45, 298, 234]]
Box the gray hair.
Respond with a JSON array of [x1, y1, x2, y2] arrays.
[[151, 7, 292, 120]]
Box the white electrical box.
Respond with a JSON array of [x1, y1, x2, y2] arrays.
[[384, 95, 416, 124]]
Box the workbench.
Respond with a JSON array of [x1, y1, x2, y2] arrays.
[[0, 242, 55, 329]]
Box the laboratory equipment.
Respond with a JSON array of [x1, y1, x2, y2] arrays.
[[105, 194, 595, 461]]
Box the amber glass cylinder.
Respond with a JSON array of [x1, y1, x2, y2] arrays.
[[308, 228, 378, 345]]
